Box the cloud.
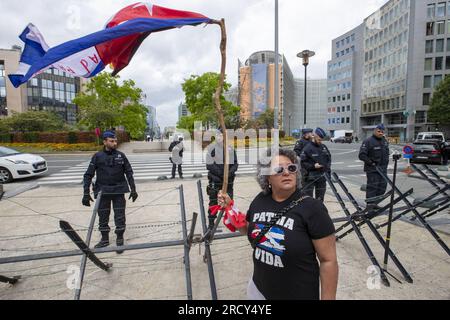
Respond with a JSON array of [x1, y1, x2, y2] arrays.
[[0, 0, 387, 129]]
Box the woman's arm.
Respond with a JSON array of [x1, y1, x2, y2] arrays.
[[312, 235, 339, 300]]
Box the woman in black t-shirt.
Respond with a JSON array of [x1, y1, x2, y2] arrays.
[[218, 148, 338, 300]]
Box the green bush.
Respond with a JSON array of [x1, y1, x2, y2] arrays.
[[23, 132, 40, 143], [68, 131, 78, 144], [0, 133, 12, 143]]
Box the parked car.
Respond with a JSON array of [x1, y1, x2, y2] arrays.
[[331, 136, 353, 143], [415, 132, 445, 143], [410, 141, 443, 165], [0, 147, 48, 183], [331, 130, 354, 143]]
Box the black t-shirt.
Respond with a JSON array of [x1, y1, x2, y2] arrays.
[[246, 189, 335, 300]]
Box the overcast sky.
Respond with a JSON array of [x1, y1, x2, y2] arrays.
[[0, 0, 387, 129]]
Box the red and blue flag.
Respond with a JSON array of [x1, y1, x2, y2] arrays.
[[9, 3, 210, 88]]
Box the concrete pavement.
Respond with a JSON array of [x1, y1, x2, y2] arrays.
[[0, 175, 449, 300]]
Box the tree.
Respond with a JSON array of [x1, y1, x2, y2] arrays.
[[73, 73, 148, 139], [428, 75, 450, 128], [179, 72, 240, 131], [241, 109, 275, 130], [3, 111, 65, 132]]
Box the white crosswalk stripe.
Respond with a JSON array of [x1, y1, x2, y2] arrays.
[[37, 159, 258, 185]]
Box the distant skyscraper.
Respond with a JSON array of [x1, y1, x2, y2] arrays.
[[178, 102, 191, 121], [238, 51, 295, 131]]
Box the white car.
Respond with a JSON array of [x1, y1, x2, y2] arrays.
[[0, 147, 48, 183]]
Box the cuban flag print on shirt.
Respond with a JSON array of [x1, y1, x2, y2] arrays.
[[8, 3, 211, 88], [251, 224, 286, 256]]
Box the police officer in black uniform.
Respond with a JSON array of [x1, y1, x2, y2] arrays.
[[300, 128, 331, 202], [294, 128, 314, 157], [359, 124, 390, 207], [82, 131, 138, 254], [206, 129, 239, 227]]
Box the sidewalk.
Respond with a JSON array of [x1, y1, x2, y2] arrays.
[[0, 176, 449, 300]]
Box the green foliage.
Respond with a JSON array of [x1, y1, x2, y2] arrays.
[[23, 132, 40, 143], [0, 119, 9, 134], [2, 111, 65, 132], [179, 72, 240, 130], [242, 109, 275, 130], [0, 133, 12, 143], [429, 75, 450, 127], [68, 131, 78, 144], [121, 103, 149, 140], [74, 73, 148, 139]]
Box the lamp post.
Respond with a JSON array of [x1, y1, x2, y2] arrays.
[[288, 113, 292, 137], [274, 0, 279, 130], [297, 50, 315, 127]]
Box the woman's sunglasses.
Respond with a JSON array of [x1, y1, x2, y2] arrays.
[[272, 164, 299, 175]]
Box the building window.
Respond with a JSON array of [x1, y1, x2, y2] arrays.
[[435, 75, 443, 87], [437, 39, 445, 52], [415, 111, 427, 124], [425, 58, 433, 70], [447, 38, 450, 51], [346, 117, 350, 124], [446, 56, 450, 69], [436, 2, 446, 17], [423, 93, 431, 106], [437, 21, 445, 34], [436, 56, 444, 70], [347, 106, 351, 112], [448, 20, 450, 34], [337, 107, 341, 113], [424, 76, 432, 88], [426, 40, 434, 53], [426, 22, 435, 36]]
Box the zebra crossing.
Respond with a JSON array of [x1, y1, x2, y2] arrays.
[[37, 156, 258, 185]]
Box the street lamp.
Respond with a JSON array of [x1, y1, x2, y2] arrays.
[[297, 50, 315, 126], [288, 113, 292, 136]]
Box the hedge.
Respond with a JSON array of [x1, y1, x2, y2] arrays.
[[0, 131, 130, 145]]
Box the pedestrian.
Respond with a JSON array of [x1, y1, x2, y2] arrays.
[[82, 131, 138, 254], [359, 124, 390, 210], [206, 129, 239, 228], [217, 148, 338, 300], [169, 136, 184, 179], [300, 128, 332, 202]]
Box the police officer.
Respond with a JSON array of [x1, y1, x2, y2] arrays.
[[82, 131, 138, 254], [169, 136, 184, 179], [359, 124, 390, 207], [300, 128, 331, 202], [294, 128, 314, 157], [206, 129, 239, 228]]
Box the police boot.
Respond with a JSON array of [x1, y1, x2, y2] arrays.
[[95, 232, 110, 249], [116, 234, 125, 255]]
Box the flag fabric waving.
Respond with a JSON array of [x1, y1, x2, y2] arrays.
[[8, 3, 210, 88]]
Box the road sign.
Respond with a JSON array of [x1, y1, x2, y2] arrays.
[[403, 145, 414, 155], [404, 154, 413, 159]]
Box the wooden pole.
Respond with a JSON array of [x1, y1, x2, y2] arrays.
[[210, 19, 229, 194]]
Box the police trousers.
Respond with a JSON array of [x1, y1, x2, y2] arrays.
[[98, 194, 126, 236], [303, 176, 327, 202], [206, 181, 234, 226], [366, 171, 388, 203]]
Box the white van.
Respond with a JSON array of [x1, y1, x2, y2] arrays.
[[416, 132, 445, 142]]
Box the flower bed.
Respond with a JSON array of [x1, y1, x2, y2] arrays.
[[1, 143, 102, 153]]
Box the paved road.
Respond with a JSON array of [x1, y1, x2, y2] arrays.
[[5, 142, 444, 194]]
